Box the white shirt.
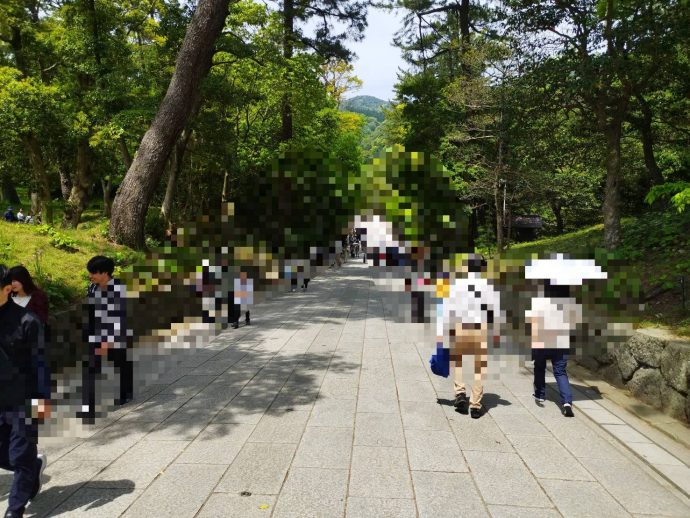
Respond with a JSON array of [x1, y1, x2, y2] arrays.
[[437, 272, 503, 338], [234, 278, 254, 305], [13, 295, 31, 307], [525, 296, 582, 349]]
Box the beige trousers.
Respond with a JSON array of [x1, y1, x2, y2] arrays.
[[451, 324, 488, 410]]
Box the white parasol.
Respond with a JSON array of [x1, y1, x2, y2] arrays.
[[525, 254, 607, 285]]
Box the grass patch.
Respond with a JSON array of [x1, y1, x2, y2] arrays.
[[0, 208, 143, 312], [503, 211, 690, 336]]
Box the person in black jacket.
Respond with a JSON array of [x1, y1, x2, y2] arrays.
[[0, 265, 50, 518], [77, 256, 131, 423]]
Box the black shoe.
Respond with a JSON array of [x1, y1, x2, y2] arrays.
[[29, 453, 47, 501], [115, 397, 132, 406], [76, 409, 96, 424], [562, 404, 574, 417], [245, 312, 250, 325], [4, 510, 24, 518], [470, 407, 483, 419], [232, 322, 239, 329], [454, 393, 468, 415]]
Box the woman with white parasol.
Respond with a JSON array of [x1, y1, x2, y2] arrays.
[[525, 254, 607, 417]]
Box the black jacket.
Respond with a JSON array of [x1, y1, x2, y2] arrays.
[[0, 299, 50, 409]]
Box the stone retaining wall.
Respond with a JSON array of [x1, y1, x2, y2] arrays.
[[575, 329, 690, 423]]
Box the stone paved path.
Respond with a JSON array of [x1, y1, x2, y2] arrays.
[[2, 262, 690, 517]]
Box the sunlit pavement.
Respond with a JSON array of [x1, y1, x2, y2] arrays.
[[3, 261, 690, 517]]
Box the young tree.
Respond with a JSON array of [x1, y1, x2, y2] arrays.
[[320, 57, 362, 107]]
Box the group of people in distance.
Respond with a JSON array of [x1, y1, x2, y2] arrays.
[[432, 253, 603, 419], [0, 256, 130, 517], [3, 207, 40, 225]]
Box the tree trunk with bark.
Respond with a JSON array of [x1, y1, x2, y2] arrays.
[[637, 95, 664, 188], [102, 178, 113, 218], [551, 201, 564, 235], [602, 119, 623, 250], [22, 134, 53, 224], [62, 138, 91, 228], [0, 173, 21, 205], [494, 179, 504, 253], [109, 0, 231, 248], [280, 0, 294, 142], [58, 166, 73, 201], [160, 128, 192, 228], [119, 136, 132, 169]]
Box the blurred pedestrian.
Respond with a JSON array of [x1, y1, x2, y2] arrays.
[[433, 255, 504, 419], [524, 255, 607, 418], [0, 264, 50, 518], [8, 266, 49, 326], [78, 256, 131, 423], [232, 271, 252, 328]]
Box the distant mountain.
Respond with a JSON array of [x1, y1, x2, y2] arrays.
[[341, 95, 389, 122]]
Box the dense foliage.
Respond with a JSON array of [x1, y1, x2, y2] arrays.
[[378, 0, 690, 252]]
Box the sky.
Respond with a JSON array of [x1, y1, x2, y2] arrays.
[[346, 7, 406, 102]]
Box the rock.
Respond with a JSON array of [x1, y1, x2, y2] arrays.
[[594, 348, 616, 366], [615, 345, 639, 382], [599, 363, 624, 387], [575, 356, 599, 373], [627, 368, 663, 409], [627, 332, 666, 368], [661, 383, 688, 421], [660, 342, 690, 395]]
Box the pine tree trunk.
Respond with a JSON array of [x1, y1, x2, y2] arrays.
[[62, 138, 91, 228], [602, 120, 623, 250], [551, 202, 564, 235], [109, 0, 230, 249], [494, 181, 504, 253], [161, 127, 193, 228], [280, 0, 294, 142], [637, 96, 663, 187], [119, 136, 132, 169]]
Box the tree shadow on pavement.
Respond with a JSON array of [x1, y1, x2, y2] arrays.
[[31, 479, 136, 517]]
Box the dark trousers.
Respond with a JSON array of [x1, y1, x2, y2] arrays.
[[533, 349, 573, 405], [0, 410, 39, 514], [82, 347, 133, 409]]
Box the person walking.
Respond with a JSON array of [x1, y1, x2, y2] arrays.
[[524, 255, 607, 417], [8, 267, 49, 326], [232, 271, 252, 329], [433, 255, 503, 419], [78, 256, 131, 422], [0, 265, 50, 518]]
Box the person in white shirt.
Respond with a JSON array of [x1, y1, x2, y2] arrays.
[[436, 255, 504, 418], [524, 254, 606, 418], [16, 209, 25, 223], [527, 282, 582, 417]]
